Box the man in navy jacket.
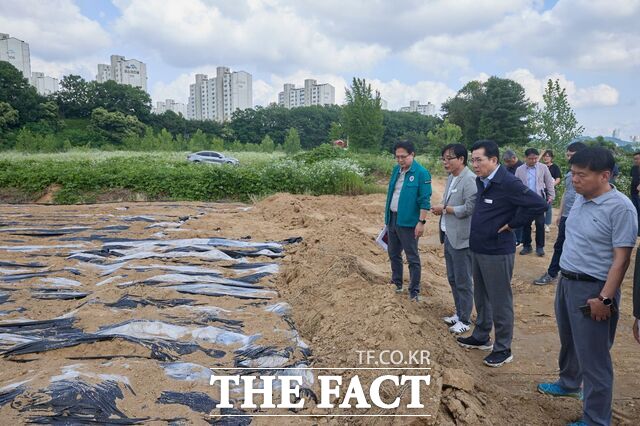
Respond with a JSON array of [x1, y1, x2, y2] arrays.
[[457, 140, 547, 367]]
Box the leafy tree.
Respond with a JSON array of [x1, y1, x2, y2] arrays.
[[36, 101, 64, 132], [342, 78, 384, 151], [229, 140, 244, 151], [443, 77, 533, 146], [327, 121, 345, 143], [382, 110, 440, 152], [14, 128, 63, 152], [89, 107, 146, 145], [0, 61, 45, 125], [532, 79, 584, 150], [477, 77, 532, 146], [426, 119, 463, 155], [54, 75, 92, 118], [260, 135, 275, 153], [88, 80, 152, 122], [283, 127, 301, 155], [441, 80, 485, 146], [188, 129, 208, 151], [211, 137, 224, 151], [0, 101, 18, 131]]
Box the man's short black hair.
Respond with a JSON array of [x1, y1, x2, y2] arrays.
[[566, 141, 587, 153], [543, 149, 554, 158], [568, 147, 614, 173], [441, 143, 468, 164], [634, 151, 640, 157], [393, 140, 416, 155], [471, 140, 499, 160], [524, 148, 539, 157]]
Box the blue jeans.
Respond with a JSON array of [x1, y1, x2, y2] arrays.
[[547, 216, 567, 278]]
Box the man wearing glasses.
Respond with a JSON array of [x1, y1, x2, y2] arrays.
[[431, 144, 477, 334], [384, 140, 432, 302], [457, 140, 547, 367]]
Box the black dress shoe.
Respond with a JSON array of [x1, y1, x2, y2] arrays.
[[519, 246, 532, 255]]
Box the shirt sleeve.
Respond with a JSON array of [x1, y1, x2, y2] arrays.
[[417, 169, 432, 210], [452, 174, 478, 218], [611, 206, 638, 248], [505, 178, 548, 229]]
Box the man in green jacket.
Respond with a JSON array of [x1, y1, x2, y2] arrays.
[[384, 140, 432, 302]]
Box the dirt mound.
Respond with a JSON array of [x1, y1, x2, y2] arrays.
[[253, 182, 639, 425]]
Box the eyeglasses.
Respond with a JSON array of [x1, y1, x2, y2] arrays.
[[470, 157, 488, 163], [441, 156, 458, 162], [395, 154, 412, 160]]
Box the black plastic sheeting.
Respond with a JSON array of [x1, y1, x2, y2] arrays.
[[157, 390, 218, 414], [0, 261, 47, 268], [16, 379, 148, 424], [106, 295, 196, 310], [207, 408, 253, 425], [31, 289, 90, 300], [0, 317, 226, 361], [0, 382, 27, 407], [0, 208, 306, 422]]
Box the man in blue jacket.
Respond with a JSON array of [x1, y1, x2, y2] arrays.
[[457, 140, 547, 367], [384, 140, 432, 302]]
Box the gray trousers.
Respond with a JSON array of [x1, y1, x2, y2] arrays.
[[444, 236, 473, 324], [387, 212, 421, 297], [470, 252, 515, 352], [555, 276, 620, 426]]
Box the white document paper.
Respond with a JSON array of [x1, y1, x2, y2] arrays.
[[376, 226, 389, 251]]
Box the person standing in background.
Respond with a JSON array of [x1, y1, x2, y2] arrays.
[[515, 148, 556, 257], [503, 150, 523, 175], [534, 142, 588, 286], [630, 152, 640, 234], [542, 150, 562, 233], [502, 150, 524, 245]]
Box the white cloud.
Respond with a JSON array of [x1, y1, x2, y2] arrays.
[[111, 0, 389, 74], [505, 68, 619, 108], [0, 0, 110, 60], [30, 55, 101, 81], [151, 72, 194, 105], [367, 79, 456, 112], [286, 0, 538, 48]]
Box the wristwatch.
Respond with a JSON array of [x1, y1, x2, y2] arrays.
[[418, 219, 426, 224], [598, 295, 612, 306]]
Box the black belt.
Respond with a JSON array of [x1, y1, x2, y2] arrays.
[[560, 270, 601, 282]]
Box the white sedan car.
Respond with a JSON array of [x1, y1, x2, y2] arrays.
[[187, 151, 239, 165]]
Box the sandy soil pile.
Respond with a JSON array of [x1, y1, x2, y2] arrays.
[[0, 179, 638, 425]]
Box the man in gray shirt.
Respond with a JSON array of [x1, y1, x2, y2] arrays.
[[534, 142, 588, 285], [537, 147, 637, 426]]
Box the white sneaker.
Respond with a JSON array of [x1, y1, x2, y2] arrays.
[[443, 314, 459, 326], [449, 321, 470, 334], [544, 225, 551, 233]]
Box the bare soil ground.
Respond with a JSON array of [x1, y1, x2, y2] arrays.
[[0, 177, 638, 425]]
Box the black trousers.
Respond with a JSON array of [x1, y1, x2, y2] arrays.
[[522, 213, 545, 249], [547, 216, 567, 277]]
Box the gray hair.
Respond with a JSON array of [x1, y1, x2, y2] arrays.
[[502, 149, 517, 161]]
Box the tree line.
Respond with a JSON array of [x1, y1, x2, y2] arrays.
[[1, 59, 586, 154]]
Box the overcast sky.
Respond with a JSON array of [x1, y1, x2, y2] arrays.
[[1, 0, 638, 139]]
